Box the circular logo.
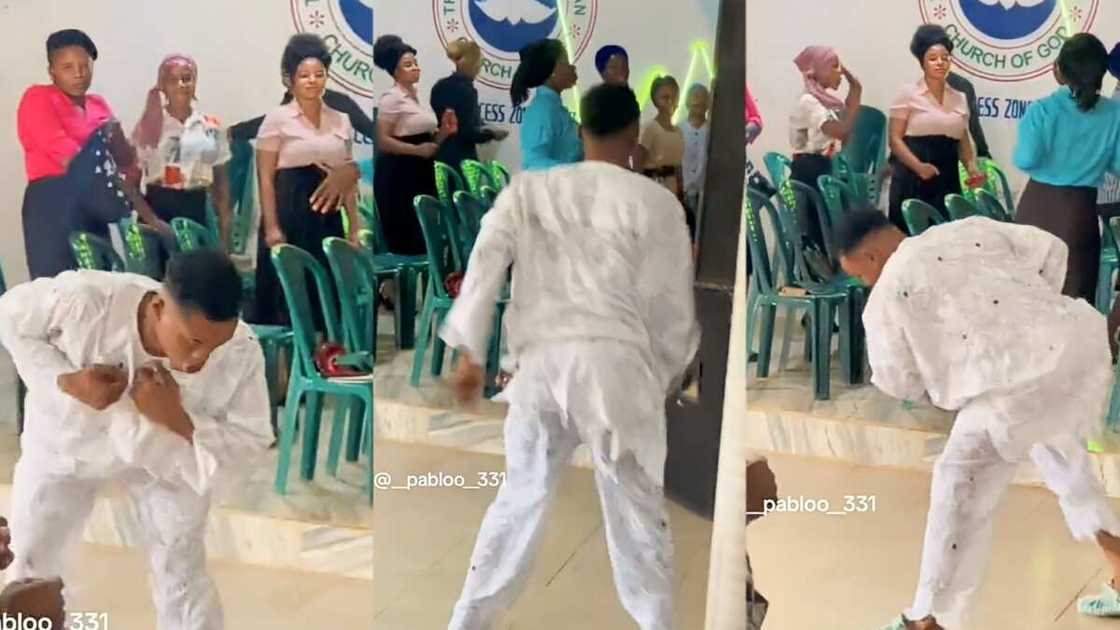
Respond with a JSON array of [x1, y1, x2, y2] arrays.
[[433, 0, 599, 91], [292, 0, 374, 98], [918, 0, 1100, 82]]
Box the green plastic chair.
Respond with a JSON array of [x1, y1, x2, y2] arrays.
[[479, 186, 498, 208], [271, 244, 373, 505], [745, 188, 849, 400], [461, 159, 500, 196], [411, 196, 458, 386], [171, 217, 219, 252], [453, 190, 489, 261], [763, 152, 793, 191], [411, 196, 507, 391], [357, 195, 427, 349], [974, 189, 1010, 222], [817, 175, 862, 236], [944, 194, 978, 221], [980, 158, 1016, 218], [901, 199, 945, 236], [489, 160, 512, 189], [1098, 216, 1120, 315], [323, 237, 378, 463], [434, 161, 468, 210], [70, 232, 126, 272], [841, 105, 888, 176], [115, 218, 165, 279]]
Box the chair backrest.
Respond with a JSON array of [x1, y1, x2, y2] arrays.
[[817, 175, 860, 229], [434, 196, 466, 271], [763, 152, 792, 190], [479, 186, 498, 208], [453, 191, 487, 261], [358, 196, 390, 254], [461, 159, 499, 196], [979, 158, 1016, 217], [413, 195, 455, 300], [974, 189, 1010, 222], [489, 161, 511, 189], [901, 199, 945, 236], [1109, 217, 1120, 262], [117, 217, 165, 279], [172, 217, 219, 252], [434, 161, 467, 209], [782, 179, 836, 265], [323, 237, 377, 356], [230, 150, 258, 257], [270, 244, 344, 378], [745, 188, 784, 296], [944, 194, 978, 221], [70, 232, 125, 272], [842, 105, 888, 176]]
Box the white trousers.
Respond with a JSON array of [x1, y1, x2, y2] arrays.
[[448, 346, 675, 630], [8, 454, 222, 630], [907, 416, 1120, 628]]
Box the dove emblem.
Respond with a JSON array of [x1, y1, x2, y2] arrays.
[[474, 0, 557, 25]]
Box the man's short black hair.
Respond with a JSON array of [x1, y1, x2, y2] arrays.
[[164, 249, 243, 321], [835, 208, 894, 256], [47, 29, 98, 63], [580, 83, 640, 138]]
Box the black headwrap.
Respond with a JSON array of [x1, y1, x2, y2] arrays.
[[510, 39, 565, 107], [373, 35, 417, 76], [909, 24, 954, 62]]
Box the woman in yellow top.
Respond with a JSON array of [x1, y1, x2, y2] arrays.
[[639, 76, 689, 234]]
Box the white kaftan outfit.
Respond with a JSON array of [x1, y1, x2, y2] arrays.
[[864, 217, 1120, 628], [0, 271, 272, 630], [440, 162, 699, 630]]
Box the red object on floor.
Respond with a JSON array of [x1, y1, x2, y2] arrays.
[[313, 342, 367, 377], [444, 271, 464, 298]]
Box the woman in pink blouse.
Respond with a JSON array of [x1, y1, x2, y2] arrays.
[[250, 34, 360, 327], [373, 35, 455, 256], [888, 25, 983, 232]]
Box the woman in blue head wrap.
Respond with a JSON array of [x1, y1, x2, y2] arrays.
[[595, 44, 629, 85]]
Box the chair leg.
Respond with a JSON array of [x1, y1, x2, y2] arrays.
[[430, 309, 447, 377], [756, 304, 777, 378], [363, 393, 374, 506], [396, 268, 418, 349], [274, 383, 304, 494], [778, 305, 797, 371], [847, 289, 867, 384], [812, 301, 835, 401], [345, 397, 364, 462], [410, 290, 436, 387], [327, 398, 350, 477], [1109, 365, 1120, 433], [301, 391, 326, 481]]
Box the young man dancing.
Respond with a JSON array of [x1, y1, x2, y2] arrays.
[[0, 249, 272, 629], [836, 210, 1120, 629], [440, 83, 699, 630]]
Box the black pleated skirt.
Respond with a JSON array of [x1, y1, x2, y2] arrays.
[[374, 133, 436, 256], [888, 135, 961, 232]]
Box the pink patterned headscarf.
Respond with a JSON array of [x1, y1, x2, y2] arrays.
[[793, 46, 844, 110], [134, 54, 198, 149]]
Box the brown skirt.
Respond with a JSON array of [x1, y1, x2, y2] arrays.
[[1015, 179, 1099, 301]]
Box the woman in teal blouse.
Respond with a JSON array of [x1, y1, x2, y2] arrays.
[[1014, 34, 1120, 301], [511, 39, 582, 171]]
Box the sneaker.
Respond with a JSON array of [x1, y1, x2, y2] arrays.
[[1080, 582, 1120, 616]]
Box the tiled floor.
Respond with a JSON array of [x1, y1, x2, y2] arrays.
[[372, 440, 713, 630], [55, 542, 372, 629], [752, 451, 1120, 629]]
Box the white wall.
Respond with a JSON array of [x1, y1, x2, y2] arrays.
[[373, 0, 719, 172], [0, 0, 374, 285], [747, 0, 1120, 199]]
